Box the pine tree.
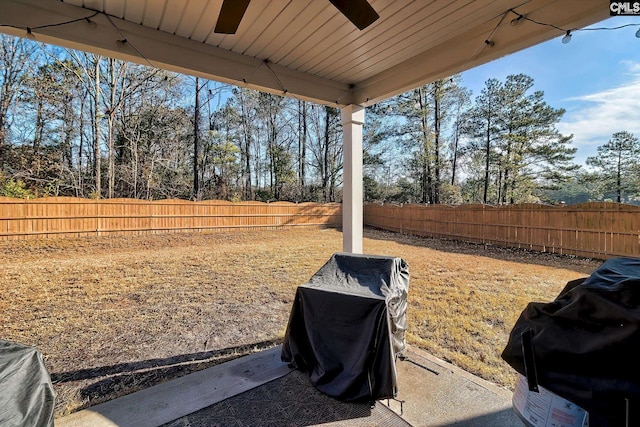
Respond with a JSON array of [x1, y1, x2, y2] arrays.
[[586, 131, 640, 203], [464, 78, 502, 204], [465, 74, 577, 204]]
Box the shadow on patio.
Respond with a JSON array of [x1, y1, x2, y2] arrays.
[[55, 345, 522, 427]]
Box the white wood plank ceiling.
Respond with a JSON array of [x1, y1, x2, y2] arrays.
[[1, 0, 609, 106]]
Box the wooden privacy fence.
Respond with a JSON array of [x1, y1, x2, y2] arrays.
[[364, 202, 640, 260], [0, 197, 341, 240]]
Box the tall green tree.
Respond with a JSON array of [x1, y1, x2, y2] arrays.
[[116, 70, 189, 200], [362, 103, 393, 201], [228, 88, 257, 200], [308, 104, 342, 202], [540, 170, 602, 204], [257, 92, 292, 200], [586, 131, 640, 203], [496, 74, 577, 204], [0, 36, 43, 197], [386, 77, 466, 203], [465, 78, 502, 204], [18, 59, 82, 195], [0, 35, 37, 150], [449, 80, 472, 188], [465, 74, 577, 204]]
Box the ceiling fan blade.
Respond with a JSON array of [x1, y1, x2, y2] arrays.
[[214, 0, 251, 34], [328, 0, 379, 30]]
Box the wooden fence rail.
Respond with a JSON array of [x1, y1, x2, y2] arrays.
[[0, 197, 341, 240], [364, 202, 640, 260]]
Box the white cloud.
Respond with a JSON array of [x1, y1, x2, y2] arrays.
[[620, 60, 640, 74], [557, 64, 640, 166]]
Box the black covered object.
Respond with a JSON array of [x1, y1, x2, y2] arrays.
[[502, 257, 640, 426], [0, 340, 55, 427], [281, 252, 409, 402]]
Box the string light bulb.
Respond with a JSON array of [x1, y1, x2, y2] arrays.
[[561, 30, 572, 44]]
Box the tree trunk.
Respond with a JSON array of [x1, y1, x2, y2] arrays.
[[417, 88, 432, 204], [107, 58, 116, 198], [63, 97, 74, 170], [451, 118, 460, 186], [78, 92, 85, 197], [239, 90, 252, 200], [483, 119, 490, 204], [33, 98, 44, 153], [422, 157, 428, 204], [501, 132, 513, 204], [617, 149, 622, 203], [94, 56, 101, 199], [266, 98, 278, 199], [496, 166, 503, 204], [323, 106, 330, 202], [298, 100, 307, 200], [193, 77, 200, 200], [269, 108, 277, 198], [433, 81, 441, 204], [132, 129, 138, 199]]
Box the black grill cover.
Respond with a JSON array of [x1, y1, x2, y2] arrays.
[[281, 253, 409, 402], [0, 340, 55, 427], [502, 257, 640, 426]]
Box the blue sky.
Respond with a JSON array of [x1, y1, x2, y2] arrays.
[[460, 17, 640, 167]]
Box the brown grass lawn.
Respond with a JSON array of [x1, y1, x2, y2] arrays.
[[0, 227, 602, 417]]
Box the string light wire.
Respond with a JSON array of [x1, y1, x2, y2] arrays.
[[580, 22, 640, 32], [3, 6, 638, 107], [3, 11, 101, 32], [104, 14, 156, 68], [508, 9, 566, 32], [452, 9, 509, 78], [508, 9, 640, 40]]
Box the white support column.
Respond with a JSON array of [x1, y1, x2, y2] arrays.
[[341, 104, 365, 254]]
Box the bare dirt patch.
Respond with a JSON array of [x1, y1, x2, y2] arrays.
[[0, 228, 602, 417]]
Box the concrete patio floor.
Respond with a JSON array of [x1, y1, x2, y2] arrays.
[[392, 346, 520, 426], [55, 345, 522, 427]]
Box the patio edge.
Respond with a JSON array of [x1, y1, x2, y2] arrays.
[[55, 346, 291, 427]]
